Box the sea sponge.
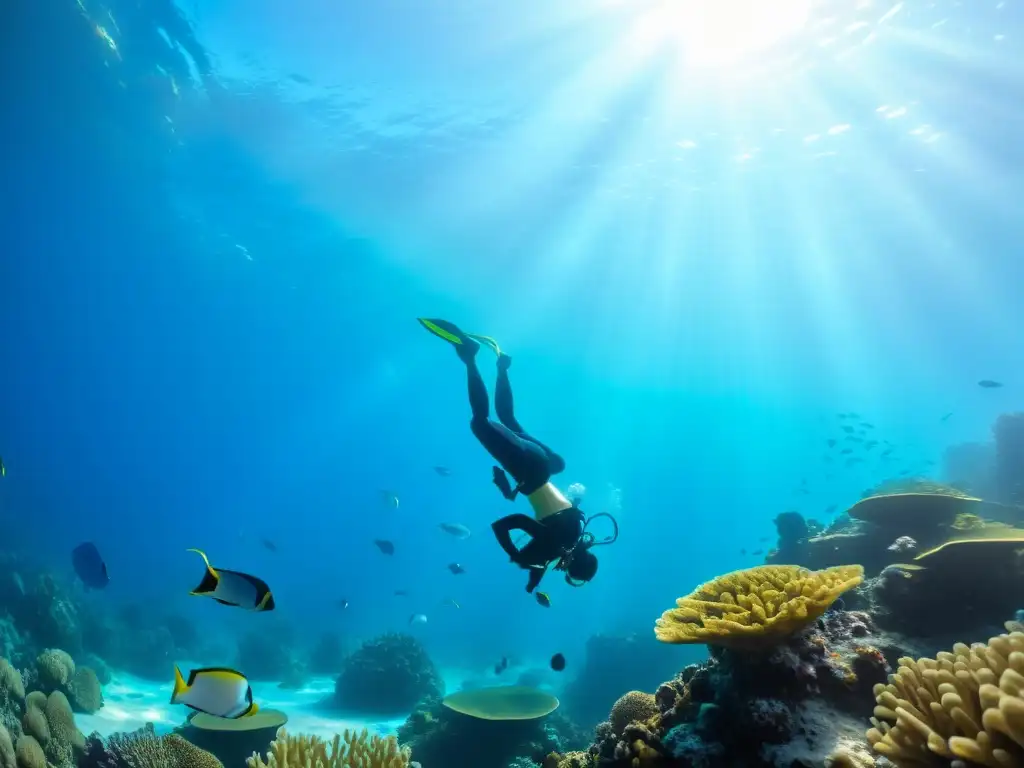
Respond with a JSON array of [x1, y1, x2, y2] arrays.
[[247, 728, 411, 768], [66, 667, 102, 714], [866, 626, 1024, 766], [654, 565, 864, 648], [609, 691, 658, 736], [35, 651, 74, 692]]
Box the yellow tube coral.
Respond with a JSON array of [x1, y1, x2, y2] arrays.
[[655, 564, 864, 648], [867, 626, 1024, 766]]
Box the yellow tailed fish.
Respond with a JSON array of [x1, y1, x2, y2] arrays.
[[187, 549, 275, 611], [171, 665, 258, 719]]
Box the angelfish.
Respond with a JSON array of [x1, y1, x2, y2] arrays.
[[187, 549, 275, 611], [171, 665, 259, 719]]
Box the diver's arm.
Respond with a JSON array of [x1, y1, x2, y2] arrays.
[[491, 514, 545, 561], [492, 466, 518, 500]]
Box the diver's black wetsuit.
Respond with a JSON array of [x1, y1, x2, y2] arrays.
[[492, 508, 585, 592], [459, 345, 579, 592], [462, 350, 565, 495]]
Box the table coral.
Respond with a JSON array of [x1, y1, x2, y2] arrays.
[[867, 624, 1024, 766], [247, 728, 410, 768], [655, 565, 864, 648]]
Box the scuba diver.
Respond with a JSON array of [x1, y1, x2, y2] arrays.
[[418, 318, 618, 593]]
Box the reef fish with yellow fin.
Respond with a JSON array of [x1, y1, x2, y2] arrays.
[[187, 549, 275, 611], [171, 665, 258, 719]]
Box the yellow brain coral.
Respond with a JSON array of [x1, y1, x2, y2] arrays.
[[609, 691, 658, 736], [655, 564, 864, 648], [867, 626, 1024, 766], [247, 728, 411, 768]]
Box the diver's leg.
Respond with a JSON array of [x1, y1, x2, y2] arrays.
[[458, 339, 489, 420], [494, 354, 524, 432], [493, 355, 565, 474]]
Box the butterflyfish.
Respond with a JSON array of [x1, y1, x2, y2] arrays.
[[187, 549, 275, 611]]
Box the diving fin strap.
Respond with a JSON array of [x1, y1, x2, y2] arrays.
[[465, 333, 501, 356]]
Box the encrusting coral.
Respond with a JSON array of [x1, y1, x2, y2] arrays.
[[247, 728, 411, 768], [655, 565, 864, 648], [867, 624, 1024, 766]]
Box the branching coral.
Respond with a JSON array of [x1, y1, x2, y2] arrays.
[[654, 565, 864, 648], [867, 626, 1024, 766], [608, 692, 658, 736], [247, 728, 410, 768]]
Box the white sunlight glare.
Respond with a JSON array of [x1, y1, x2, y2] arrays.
[[635, 0, 813, 67]]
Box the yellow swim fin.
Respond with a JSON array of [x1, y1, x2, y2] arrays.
[[170, 665, 190, 703], [417, 318, 467, 346], [187, 548, 220, 596]]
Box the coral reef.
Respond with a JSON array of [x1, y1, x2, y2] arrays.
[[867, 623, 1024, 766], [32, 650, 102, 714], [655, 565, 864, 648], [546, 607, 900, 768], [82, 724, 224, 768], [560, 635, 697, 729], [247, 728, 410, 768], [397, 695, 587, 768], [334, 634, 442, 715], [860, 526, 1024, 636]]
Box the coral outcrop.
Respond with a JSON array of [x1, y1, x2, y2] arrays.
[[547, 608, 900, 768], [334, 634, 442, 715], [247, 728, 410, 768], [655, 565, 864, 648]]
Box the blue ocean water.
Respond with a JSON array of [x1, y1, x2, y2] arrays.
[[1, 0, 1023, 754]]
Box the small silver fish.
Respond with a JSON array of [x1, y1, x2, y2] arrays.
[[409, 613, 428, 626], [438, 522, 471, 539]]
